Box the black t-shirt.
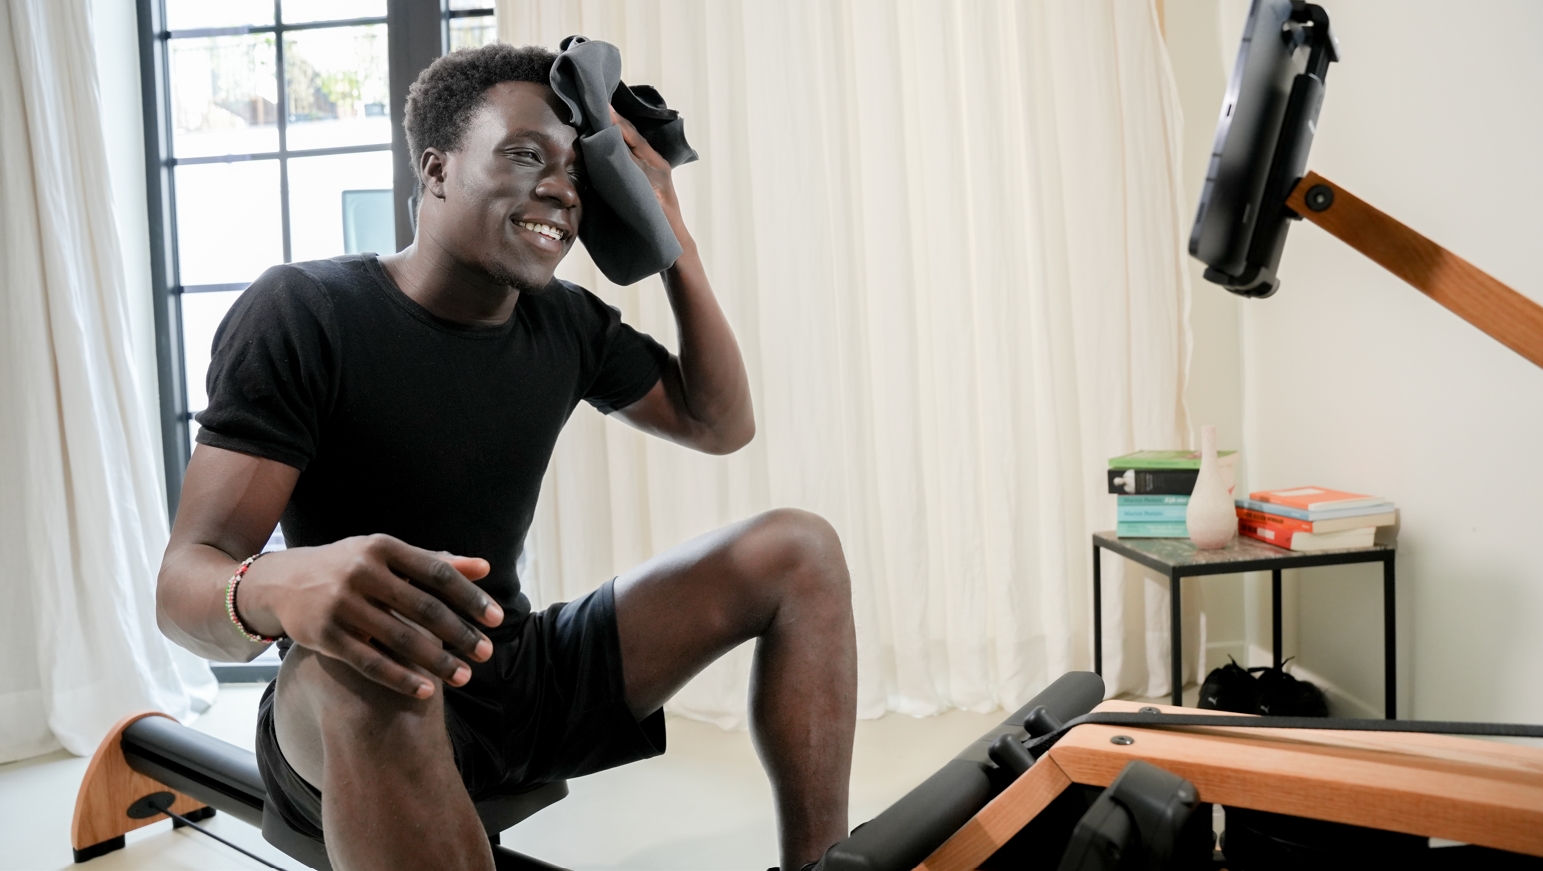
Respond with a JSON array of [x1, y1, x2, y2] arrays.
[[196, 254, 667, 630]]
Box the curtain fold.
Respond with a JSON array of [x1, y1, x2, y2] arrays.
[[0, 0, 216, 763], [498, 0, 1197, 728]]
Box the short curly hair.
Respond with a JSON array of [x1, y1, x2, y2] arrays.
[[403, 43, 559, 198]]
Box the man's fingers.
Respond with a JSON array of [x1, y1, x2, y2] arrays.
[[329, 631, 435, 699], [608, 108, 665, 167], [609, 107, 638, 144], [348, 601, 472, 687], [372, 572, 491, 662], [445, 555, 490, 581], [381, 539, 503, 627]]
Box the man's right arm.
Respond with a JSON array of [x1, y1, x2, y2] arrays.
[[157, 444, 503, 698]]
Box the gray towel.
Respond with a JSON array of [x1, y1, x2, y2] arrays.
[[550, 35, 700, 286]]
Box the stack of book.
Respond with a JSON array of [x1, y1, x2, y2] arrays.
[[1108, 449, 1238, 538], [1236, 487, 1396, 551]]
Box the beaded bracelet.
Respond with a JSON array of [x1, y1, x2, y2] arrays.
[[225, 552, 281, 644]]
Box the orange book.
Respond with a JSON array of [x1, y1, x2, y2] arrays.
[[1248, 486, 1383, 512], [1239, 520, 1377, 552]]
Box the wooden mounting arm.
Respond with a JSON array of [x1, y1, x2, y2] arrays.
[[1286, 171, 1543, 369]]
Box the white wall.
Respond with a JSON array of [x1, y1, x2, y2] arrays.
[[1175, 0, 1543, 720]]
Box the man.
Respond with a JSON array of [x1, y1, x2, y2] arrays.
[[156, 43, 856, 871]]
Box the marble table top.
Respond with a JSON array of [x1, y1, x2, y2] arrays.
[[1093, 531, 1393, 571]]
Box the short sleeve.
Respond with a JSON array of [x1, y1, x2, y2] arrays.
[[194, 266, 338, 470], [574, 289, 670, 415]]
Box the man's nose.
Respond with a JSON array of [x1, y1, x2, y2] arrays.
[[534, 171, 580, 209]]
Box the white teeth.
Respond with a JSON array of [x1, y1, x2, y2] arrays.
[[519, 221, 564, 241]]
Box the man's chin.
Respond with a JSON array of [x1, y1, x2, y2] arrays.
[[485, 260, 555, 295]]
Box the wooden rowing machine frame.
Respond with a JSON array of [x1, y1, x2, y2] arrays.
[[70, 711, 211, 863], [915, 699, 1543, 870]]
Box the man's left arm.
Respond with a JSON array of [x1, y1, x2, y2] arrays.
[[609, 113, 755, 455]]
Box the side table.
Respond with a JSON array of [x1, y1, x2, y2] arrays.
[[1092, 531, 1396, 718]]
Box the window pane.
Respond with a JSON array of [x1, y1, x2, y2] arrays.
[[287, 151, 396, 261], [448, 1, 495, 10], [281, 0, 386, 24], [169, 35, 280, 158], [165, 0, 273, 30], [181, 289, 245, 414], [175, 160, 283, 285], [284, 25, 390, 152], [449, 15, 498, 51]]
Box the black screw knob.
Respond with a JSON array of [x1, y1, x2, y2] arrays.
[[1023, 705, 1064, 739], [1111, 734, 1135, 746], [1305, 184, 1335, 212]]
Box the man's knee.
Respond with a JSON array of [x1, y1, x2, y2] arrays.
[[739, 508, 850, 600], [275, 645, 449, 784]]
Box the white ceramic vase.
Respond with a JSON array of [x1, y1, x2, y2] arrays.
[[1186, 425, 1236, 549]]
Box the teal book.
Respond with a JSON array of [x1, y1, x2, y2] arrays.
[[1117, 521, 1189, 538], [1117, 505, 1190, 521]]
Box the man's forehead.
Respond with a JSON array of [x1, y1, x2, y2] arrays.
[[477, 81, 574, 139]]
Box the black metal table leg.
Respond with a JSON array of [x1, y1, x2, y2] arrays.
[[1272, 568, 1283, 669], [1170, 571, 1183, 707], [1384, 554, 1396, 719], [1093, 543, 1103, 676]]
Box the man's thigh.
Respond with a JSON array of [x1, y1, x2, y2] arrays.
[[612, 507, 849, 718]]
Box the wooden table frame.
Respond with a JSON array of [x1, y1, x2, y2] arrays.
[[1092, 532, 1397, 717], [915, 700, 1543, 871]]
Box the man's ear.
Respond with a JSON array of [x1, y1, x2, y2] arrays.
[[419, 148, 448, 200]]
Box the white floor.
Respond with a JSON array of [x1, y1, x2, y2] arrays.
[[0, 684, 1005, 871]]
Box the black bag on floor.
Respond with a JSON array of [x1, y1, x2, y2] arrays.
[[1197, 656, 1260, 714], [1253, 660, 1329, 717], [1197, 657, 1327, 717]]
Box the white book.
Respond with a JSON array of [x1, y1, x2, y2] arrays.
[[1288, 526, 1377, 552]]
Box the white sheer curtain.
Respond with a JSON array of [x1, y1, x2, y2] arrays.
[[498, 0, 1197, 727], [0, 0, 216, 763]]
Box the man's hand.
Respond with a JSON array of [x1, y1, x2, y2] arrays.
[[611, 108, 687, 239], [155, 447, 507, 699], [238, 535, 503, 699]]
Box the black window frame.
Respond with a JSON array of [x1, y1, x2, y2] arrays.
[[136, 0, 494, 520]]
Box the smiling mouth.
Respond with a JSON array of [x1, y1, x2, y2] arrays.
[[516, 220, 568, 242]]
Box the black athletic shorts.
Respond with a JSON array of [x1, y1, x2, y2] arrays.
[[254, 578, 666, 842]]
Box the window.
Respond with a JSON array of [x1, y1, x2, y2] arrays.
[[448, 0, 498, 50], [139, 0, 495, 681], [139, 0, 496, 521]]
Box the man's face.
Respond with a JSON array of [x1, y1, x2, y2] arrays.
[[427, 81, 583, 292]]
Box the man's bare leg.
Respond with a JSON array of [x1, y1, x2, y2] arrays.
[[273, 646, 493, 871], [615, 508, 857, 871]]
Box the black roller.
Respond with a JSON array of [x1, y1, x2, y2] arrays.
[[823, 671, 1106, 871], [122, 716, 267, 828]]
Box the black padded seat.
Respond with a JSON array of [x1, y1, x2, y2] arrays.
[[260, 779, 570, 870], [105, 715, 569, 869]]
